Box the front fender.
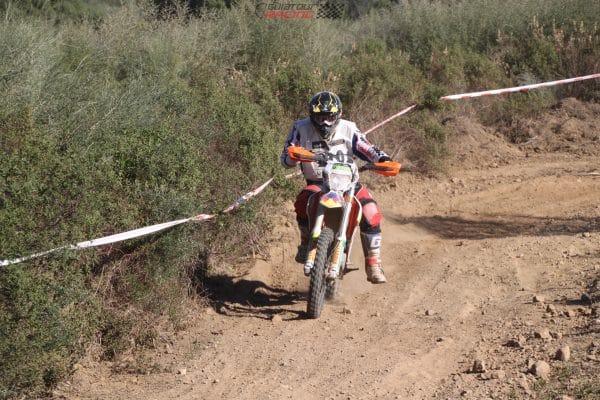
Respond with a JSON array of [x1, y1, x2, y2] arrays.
[[320, 191, 344, 209]]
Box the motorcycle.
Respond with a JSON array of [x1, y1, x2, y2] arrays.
[[287, 145, 402, 319]]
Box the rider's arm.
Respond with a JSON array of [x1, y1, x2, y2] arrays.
[[280, 123, 301, 168], [351, 125, 391, 163]]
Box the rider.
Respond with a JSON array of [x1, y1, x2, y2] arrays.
[[280, 91, 393, 284]]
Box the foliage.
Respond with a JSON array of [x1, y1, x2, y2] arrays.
[[0, 0, 598, 398], [0, 0, 122, 21], [0, 260, 96, 398]]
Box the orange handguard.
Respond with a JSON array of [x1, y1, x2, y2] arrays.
[[288, 145, 318, 163], [372, 161, 401, 176]]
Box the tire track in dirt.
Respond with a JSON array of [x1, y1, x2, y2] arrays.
[[57, 147, 600, 400]]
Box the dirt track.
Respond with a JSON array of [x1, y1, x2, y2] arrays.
[[57, 101, 600, 400]]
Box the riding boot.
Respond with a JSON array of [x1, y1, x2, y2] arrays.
[[361, 232, 387, 284], [295, 224, 310, 264]]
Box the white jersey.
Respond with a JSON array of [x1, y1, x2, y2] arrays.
[[280, 118, 389, 182]]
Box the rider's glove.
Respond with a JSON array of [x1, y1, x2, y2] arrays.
[[315, 152, 329, 165], [378, 155, 392, 162]]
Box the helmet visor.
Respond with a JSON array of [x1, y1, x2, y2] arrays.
[[313, 113, 338, 126]]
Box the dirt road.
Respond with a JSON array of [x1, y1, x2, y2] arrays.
[[57, 102, 600, 400]]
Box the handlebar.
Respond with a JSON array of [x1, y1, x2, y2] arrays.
[[288, 145, 407, 177]]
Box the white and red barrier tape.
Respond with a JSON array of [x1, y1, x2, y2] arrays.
[[362, 104, 417, 135], [2, 73, 598, 266], [0, 182, 271, 266], [440, 73, 600, 101], [363, 73, 600, 131]]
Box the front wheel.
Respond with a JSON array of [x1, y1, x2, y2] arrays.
[[325, 278, 339, 300], [307, 227, 335, 319]]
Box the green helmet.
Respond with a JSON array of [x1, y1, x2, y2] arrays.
[[309, 91, 342, 140]]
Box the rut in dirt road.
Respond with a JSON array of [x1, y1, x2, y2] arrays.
[[56, 147, 600, 400]]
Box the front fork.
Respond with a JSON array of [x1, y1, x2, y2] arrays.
[[303, 212, 323, 276], [303, 198, 354, 280]]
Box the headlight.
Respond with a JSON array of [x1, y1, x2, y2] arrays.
[[325, 164, 353, 192]]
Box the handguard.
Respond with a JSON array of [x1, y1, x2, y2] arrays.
[[288, 145, 320, 163], [370, 161, 401, 176]]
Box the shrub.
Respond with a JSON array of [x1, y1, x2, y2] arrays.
[[2, 1, 598, 398], [0, 260, 96, 399], [1, 0, 123, 22]]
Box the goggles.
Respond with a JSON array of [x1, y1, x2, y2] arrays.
[[313, 113, 338, 126]]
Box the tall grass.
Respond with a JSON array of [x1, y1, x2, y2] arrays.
[[0, 0, 598, 397], [368, 0, 599, 68]]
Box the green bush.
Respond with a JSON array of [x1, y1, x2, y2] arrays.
[[1, 0, 599, 398], [337, 36, 424, 129], [0, 0, 122, 21], [0, 260, 95, 399], [0, 5, 280, 397]]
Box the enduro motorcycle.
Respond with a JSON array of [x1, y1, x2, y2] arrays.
[[287, 146, 401, 319]]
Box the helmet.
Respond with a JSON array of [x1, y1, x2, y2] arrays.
[[309, 91, 342, 140]]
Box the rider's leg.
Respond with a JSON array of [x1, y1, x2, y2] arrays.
[[356, 186, 387, 284], [295, 223, 310, 264], [293, 184, 322, 264], [360, 229, 386, 284]]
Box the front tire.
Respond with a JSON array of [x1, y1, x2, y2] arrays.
[[307, 227, 335, 319], [325, 279, 339, 300]]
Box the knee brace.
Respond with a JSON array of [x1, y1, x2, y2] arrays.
[[360, 199, 382, 231]]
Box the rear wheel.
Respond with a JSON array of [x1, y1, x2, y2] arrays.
[[307, 227, 334, 319]]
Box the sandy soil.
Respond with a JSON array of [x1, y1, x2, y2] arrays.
[[56, 98, 600, 400]]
